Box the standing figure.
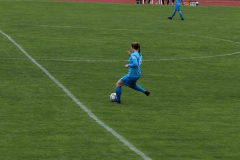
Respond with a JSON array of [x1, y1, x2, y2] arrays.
[[168, 0, 184, 20], [167, 0, 175, 5], [114, 42, 150, 104]]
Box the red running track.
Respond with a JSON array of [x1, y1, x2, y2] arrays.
[[61, 0, 240, 6]]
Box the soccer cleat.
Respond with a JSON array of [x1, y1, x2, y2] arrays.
[[181, 18, 184, 20], [113, 100, 121, 104], [168, 17, 172, 20], [145, 91, 150, 96]]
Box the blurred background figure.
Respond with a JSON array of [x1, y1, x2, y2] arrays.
[[167, 0, 175, 5]]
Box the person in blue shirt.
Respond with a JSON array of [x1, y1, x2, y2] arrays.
[[168, 0, 184, 20], [114, 42, 150, 104]]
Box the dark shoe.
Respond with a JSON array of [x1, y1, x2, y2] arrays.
[[181, 18, 184, 20], [168, 17, 172, 19], [113, 100, 121, 104], [145, 91, 150, 96]]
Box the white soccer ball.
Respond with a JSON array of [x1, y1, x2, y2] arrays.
[[110, 93, 117, 102]]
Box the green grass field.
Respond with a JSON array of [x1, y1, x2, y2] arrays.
[[1, 1, 240, 159]]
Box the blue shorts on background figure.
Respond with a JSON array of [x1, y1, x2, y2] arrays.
[[114, 42, 150, 104]]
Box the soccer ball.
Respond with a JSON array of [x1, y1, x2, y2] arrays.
[[110, 93, 117, 102]]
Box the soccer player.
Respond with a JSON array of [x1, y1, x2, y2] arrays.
[[168, 0, 184, 20], [114, 42, 150, 104]]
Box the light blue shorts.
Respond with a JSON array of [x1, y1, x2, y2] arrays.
[[174, 4, 181, 11], [121, 75, 140, 86]]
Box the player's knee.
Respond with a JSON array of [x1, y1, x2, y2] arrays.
[[116, 80, 123, 87]]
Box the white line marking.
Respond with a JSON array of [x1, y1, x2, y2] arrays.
[[0, 29, 152, 160], [17, 24, 240, 45], [6, 23, 240, 45], [1, 50, 240, 62], [3, 24, 239, 62]]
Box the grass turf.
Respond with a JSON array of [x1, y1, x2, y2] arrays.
[[0, 1, 240, 159]]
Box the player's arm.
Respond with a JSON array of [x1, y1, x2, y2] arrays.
[[128, 55, 138, 68]]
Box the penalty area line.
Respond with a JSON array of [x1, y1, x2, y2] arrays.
[[0, 29, 152, 160]]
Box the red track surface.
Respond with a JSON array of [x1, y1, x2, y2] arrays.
[[62, 0, 240, 6]]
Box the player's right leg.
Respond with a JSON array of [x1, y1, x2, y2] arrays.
[[115, 79, 124, 103], [115, 75, 130, 103], [179, 10, 184, 20]]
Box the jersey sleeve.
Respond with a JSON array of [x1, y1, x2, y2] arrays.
[[128, 55, 138, 68]]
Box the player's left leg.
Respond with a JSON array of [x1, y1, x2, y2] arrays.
[[129, 83, 150, 96], [129, 83, 145, 92], [179, 10, 184, 20]]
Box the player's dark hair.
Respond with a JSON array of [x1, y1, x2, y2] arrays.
[[131, 42, 141, 55]]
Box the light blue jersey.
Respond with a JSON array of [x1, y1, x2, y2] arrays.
[[121, 51, 142, 86], [176, 0, 182, 5], [127, 51, 142, 78]]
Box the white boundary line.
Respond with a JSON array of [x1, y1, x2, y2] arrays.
[[2, 24, 239, 63], [5, 23, 240, 45], [1, 50, 240, 62], [20, 24, 240, 45], [0, 29, 152, 160]]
